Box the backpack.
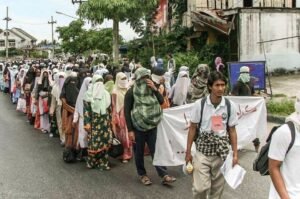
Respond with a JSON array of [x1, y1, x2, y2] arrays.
[[253, 121, 295, 176], [195, 96, 231, 140]]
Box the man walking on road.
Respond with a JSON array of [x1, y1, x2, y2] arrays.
[[124, 67, 176, 186], [185, 71, 239, 199], [268, 94, 300, 199]]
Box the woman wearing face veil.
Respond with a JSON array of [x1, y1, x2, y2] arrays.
[[83, 74, 113, 170], [36, 70, 53, 134], [60, 72, 80, 150], [112, 72, 132, 163]]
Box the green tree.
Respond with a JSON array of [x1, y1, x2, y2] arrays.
[[79, 0, 157, 63], [56, 20, 87, 55]]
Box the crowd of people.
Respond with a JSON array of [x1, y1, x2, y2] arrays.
[[0, 54, 298, 199]]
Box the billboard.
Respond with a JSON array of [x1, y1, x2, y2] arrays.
[[228, 61, 266, 90]]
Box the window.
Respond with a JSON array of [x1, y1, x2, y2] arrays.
[[8, 39, 15, 47], [0, 40, 5, 47], [244, 0, 253, 7]]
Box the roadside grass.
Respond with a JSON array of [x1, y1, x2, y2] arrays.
[[267, 98, 295, 116]]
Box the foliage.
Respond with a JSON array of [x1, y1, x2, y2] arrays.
[[79, 0, 157, 62], [56, 20, 118, 56], [0, 48, 23, 57], [173, 51, 201, 74], [267, 98, 295, 116], [30, 50, 48, 59]]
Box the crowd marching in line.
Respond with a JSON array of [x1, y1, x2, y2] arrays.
[[1, 54, 299, 199]]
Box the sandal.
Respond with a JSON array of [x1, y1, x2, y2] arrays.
[[140, 175, 152, 186], [162, 175, 176, 185]]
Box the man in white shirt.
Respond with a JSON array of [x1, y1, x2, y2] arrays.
[[185, 71, 239, 199], [268, 95, 300, 199]]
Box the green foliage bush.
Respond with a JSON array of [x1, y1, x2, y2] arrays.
[[267, 98, 295, 116]]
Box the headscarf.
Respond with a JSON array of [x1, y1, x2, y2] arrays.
[[61, 75, 79, 107], [18, 68, 27, 87], [150, 56, 157, 68], [286, 93, 300, 131], [104, 74, 115, 94], [94, 68, 109, 77], [238, 66, 250, 83], [170, 71, 190, 106], [38, 69, 53, 87], [131, 68, 162, 131], [51, 72, 65, 105], [112, 72, 128, 113], [157, 58, 164, 69], [64, 64, 73, 78], [75, 77, 92, 117], [164, 72, 171, 94], [84, 74, 111, 115], [187, 64, 210, 103], [215, 57, 225, 72]]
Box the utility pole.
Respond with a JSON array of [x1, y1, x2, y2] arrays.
[[48, 16, 57, 59], [3, 7, 11, 59]]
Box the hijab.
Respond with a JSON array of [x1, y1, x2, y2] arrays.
[[84, 74, 111, 115], [187, 64, 210, 103], [170, 71, 190, 106], [75, 77, 92, 117], [51, 72, 65, 105], [112, 72, 128, 113]]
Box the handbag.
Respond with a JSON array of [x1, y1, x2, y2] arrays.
[[108, 137, 124, 158]]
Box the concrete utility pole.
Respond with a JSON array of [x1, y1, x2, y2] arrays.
[[3, 7, 11, 59], [48, 16, 57, 59]]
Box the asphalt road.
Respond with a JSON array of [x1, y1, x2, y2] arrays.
[[0, 93, 274, 199]]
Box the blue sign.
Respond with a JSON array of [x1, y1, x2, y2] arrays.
[[228, 61, 266, 90]]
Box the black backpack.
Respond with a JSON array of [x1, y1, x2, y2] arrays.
[[195, 96, 231, 141], [253, 121, 295, 176]]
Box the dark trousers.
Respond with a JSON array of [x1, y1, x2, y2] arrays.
[[133, 127, 167, 177]]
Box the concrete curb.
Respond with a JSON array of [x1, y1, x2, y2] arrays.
[[267, 114, 286, 124]]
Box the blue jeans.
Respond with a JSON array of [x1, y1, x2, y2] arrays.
[[133, 127, 167, 177]]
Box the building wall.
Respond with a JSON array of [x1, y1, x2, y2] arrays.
[[0, 31, 34, 51], [239, 9, 300, 71], [190, 0, 299, 10], [0, 32, 23, 51]]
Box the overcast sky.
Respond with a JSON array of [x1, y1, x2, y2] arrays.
[[0, 0, 139, 42]]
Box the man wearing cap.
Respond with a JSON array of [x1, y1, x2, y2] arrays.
[[231, 66, 254, 96]]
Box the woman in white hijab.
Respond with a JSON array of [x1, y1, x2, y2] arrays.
[[83, 74, 112, 170], [111, 72, 131, 163], [73, 76, 92, 159], [50, 72, 66, 143], [169, 71, 190, 106]]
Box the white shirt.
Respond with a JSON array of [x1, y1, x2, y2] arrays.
[[268, 124, 300, 199], [190, 95, 238, 137]]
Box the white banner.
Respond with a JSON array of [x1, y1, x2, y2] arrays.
[[153, 96, 267, 166]]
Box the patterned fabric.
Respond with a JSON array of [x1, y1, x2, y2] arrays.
[[187, 64, 209, 103], [195, 131, 230, 161], [84, 101, 112, 169], [131, 79, 162, 132]]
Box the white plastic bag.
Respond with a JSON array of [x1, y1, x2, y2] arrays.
[[16, 98, 26, 113]]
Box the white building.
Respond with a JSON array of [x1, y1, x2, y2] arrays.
[[0, 28, 37, 51], [177, 0, 300, 71]]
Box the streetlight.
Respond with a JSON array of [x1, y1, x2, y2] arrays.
[[56, 11, 78, 20], [71, 0, 87, 20]]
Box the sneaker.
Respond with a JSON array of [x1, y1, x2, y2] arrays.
[[140, 175, 152, 186], [49, 133, 54, 138], [122, 160, 129, 164]]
